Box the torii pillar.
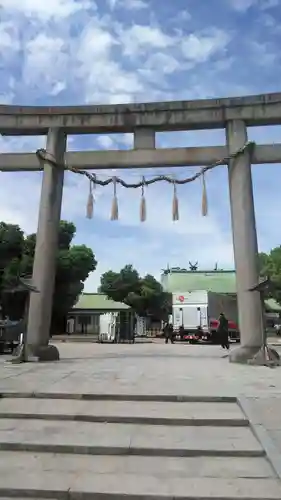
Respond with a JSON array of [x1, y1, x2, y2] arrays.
[[25, 128, 66, 361], [226, 120, 274, 363]]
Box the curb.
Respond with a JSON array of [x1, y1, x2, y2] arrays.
[[0, 489, 280, 500], [0, 392, 237, 403]]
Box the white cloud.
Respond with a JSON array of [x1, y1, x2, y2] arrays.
[[49, 81, 67, 96], [77, 23, 117, 61], [119, 24, 175, 57], [0, 3, 234, 104], [23, 34, 69, 94], [75, 21, 144, 103], [250, 40, 277, 66], [143, 52, 181, 75], [0, 92, 14, 104], [107, 0, 147, 9], [0, 22, 20, 55], [96, 136, 116, 149], [0, 0, 93, 20], [228, 0, 256, 11], [0, 136, 45, 154], [174, 10, 191, 22], [228, 0, 279, 11], [123, 0, 147, 8], [181, 29, 230, 63], [107, 0, 117, 8], [0, 172, 41, 233]]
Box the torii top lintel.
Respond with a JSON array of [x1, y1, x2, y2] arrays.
[[0, 92, 281, 136]]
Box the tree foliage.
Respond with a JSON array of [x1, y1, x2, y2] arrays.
[[259, 247, 281, 304], [0, 221, 97, 331], [100, 264, 171, 319]]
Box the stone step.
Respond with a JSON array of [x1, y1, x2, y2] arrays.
[[0, 450, 276, 478], [0, 398, 248, 426], [0, 418, 263, 457], [0, 452, 280, 499]]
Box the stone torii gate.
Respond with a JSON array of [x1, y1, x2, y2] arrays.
[[1, 92, 281, 363]]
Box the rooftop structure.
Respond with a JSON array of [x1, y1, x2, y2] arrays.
[[161, 269, 281, 313]]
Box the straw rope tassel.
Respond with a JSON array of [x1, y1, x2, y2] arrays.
[[201, 171, 208, 217], [172, 180, 179, 221], [86, 179, 94, 219], [110, 176, 119, 221], [140, 177, 147, 222]]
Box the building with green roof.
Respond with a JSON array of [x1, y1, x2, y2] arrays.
[[161, 268, 281, 314], [67, 293, 131, 335], [73, 293, 131, 312]]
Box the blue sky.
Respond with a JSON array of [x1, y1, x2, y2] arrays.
[[0, 0, 281, 290]]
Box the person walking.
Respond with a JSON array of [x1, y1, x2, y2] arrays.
[[217, 312, 229, 350], [168, 324, 175, 344], [164, 323, 174, 344]]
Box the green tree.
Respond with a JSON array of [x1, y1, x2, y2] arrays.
[[259, 252, 270, 277], [100, 265, 140, 303], [52, 241, 97, 332], [0, 222, 25, 286], [259, 247, 281, 304], [0, 223, 26, 318], [0, 220, 97, 331], [0, 223, 25, 320], [100, 265, 171, 320]]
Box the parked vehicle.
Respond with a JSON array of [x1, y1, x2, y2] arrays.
[[171, 290, 240, 343]]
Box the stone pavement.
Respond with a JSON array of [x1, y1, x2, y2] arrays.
[[0, 342, 281, 499], [1, 341, 281, 397]]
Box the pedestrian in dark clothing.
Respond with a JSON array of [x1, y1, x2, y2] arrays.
[[169, 324, 175, 344], [217, 312, 229, 350], [164, 323, 174, 344]]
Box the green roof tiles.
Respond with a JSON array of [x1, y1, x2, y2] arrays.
[[161, 270, 236, 294], [73, 293, 131, 311]]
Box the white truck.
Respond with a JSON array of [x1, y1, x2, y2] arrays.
[[171, 290, 239, 343]]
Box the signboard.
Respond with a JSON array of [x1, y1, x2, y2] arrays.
[[172, 290, 208, 305]]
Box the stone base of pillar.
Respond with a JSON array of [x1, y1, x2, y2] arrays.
[[27, 344, 60, 361], [9, 343, 60, 363], [229, 345, 280, 366], [29, 344, 60, 361]]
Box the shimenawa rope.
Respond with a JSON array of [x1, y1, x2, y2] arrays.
[[35, 141, 255, 221]]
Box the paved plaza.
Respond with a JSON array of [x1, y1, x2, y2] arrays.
[[1, 341, 281, 397], [0, 341, 281, 499]]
